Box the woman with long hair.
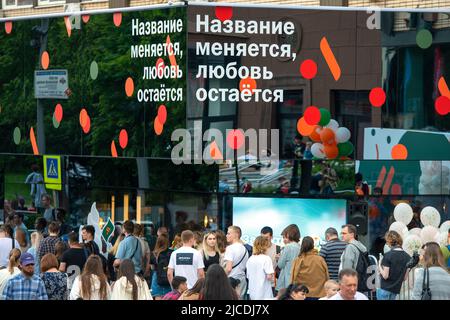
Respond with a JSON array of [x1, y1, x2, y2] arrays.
[[111, 259, 152, 300], [412, 242, 450, 300], [178, 277, 205, 300], [0, 248, 21, 297], [150, 234, 173, 300], [201, 232, 221, 272], [201, 264, 238, 300], [277, 284, 309, 300], [40, 253, 69, 300], [70, 255, 111, 300], [290, 236, 329, 300], [107, 233, 125, 282]]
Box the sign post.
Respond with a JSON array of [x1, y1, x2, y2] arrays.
[[43, 155, 62, 191]]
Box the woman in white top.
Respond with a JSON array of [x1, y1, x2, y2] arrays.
[[111, 259, 152, 300], [70, 255, 111, 300], [0, 249, 21, 298], [246, 236, 275, 300]]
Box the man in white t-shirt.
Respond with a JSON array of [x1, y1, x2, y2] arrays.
[[224, 225, 249, 300], [328, 268, 369, 300], [167, 230, 205, 289]]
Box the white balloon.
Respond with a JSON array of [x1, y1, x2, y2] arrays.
[[420, 225, 439, 244], [409, 228, 422, 237], [439, 220, 450, 234], [403, 234, 422, 257], [311, 143, 325, 159], [335, 127, 351, 143], [325, 119, 339, 132], [434, 232, 448, 247], [420, 206, 441, 228], [389, 221, 408, 239], [393, 203, 413, 225]]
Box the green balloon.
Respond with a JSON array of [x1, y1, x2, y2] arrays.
[[52, 114, 60, 128], [338, 141, 354, 157], [90, 61, 98, 80], [318, 108, 331, 126], [13, 127, 21, 145]]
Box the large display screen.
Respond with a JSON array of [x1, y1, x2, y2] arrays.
[[233, 197, 347, 246]]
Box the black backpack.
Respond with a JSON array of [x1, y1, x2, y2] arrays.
[[351, 244, 374, 292], [156, 250, 172, 286]]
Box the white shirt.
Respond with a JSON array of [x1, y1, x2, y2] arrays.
[[328, 291, 369, 300], [0, 238, 20, 268], [0, 267, 21, 298], [168, 246, 204, 289], [246, 254, 274, 300], [224, 242, 248, 279], [70, 275, 111, 300]]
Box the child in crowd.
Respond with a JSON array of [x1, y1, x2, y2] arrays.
[[162, 276, 187, 300], [319, 280, 340, 300]]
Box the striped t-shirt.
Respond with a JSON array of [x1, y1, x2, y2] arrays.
[[320, 239, 347, 280]]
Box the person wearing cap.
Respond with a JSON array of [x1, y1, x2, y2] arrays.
[[1, 252, 48, 300]]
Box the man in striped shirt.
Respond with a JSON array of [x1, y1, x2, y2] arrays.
[[320, 227, 347, 280]]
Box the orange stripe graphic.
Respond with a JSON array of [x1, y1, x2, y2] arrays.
[[320, 37, 341, 81], [438, 76, 450, 98], [166, 35, 178, 67], [30, 127, 39, 155]]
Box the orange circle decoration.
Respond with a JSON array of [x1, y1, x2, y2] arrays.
[[5, 22, 13, 34], [239, 77, 257, 94], [324, 144, 339, 159], [154, 117, 163, 135], [82, 115, 91, 134], [119, 129, 128, 149], [41, 51, 50, 70], [113, 13, 122, 27], [297, 117, 314, 136], [391, 144, 408, 160], [79, 108, 88, 128], [125, 77, 134, 97], [319, 127, 335, 145], [309, 126, 322, 142]]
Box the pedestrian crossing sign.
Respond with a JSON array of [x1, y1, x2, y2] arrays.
[[43, 155, 62, 190]]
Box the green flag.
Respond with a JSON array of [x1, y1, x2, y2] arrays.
[[101, 218, 115, 242]]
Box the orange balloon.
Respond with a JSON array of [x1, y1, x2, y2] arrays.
[[125, 77, 134, 97], [297, 117, 314, 136], [320, 127, 336, 145], [391, 144, 408, 160], [154, 117, 163, 135], [41, 51, 50, 70], [324, 144, 339, 159], [309, 125, 322, 142]]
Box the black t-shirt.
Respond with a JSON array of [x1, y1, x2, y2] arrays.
[[310, 173, 323, 192], [61, 247, 88, 277], [380, 248, 411, 294], [203, 252, 220, 272]]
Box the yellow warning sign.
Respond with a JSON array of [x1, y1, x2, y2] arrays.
[[43, 155, 62, 190]]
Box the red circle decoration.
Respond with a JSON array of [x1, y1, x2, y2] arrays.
[[226, 129, 244, 150], [157, 105, 167, 125], [119, 129, 128, 149], [215, 6, 233, 22], [54, 104, 63, 123], [303, 106, 321, 125], [435, 96, 450, 116], [369, 87, 386, 107], [300, 59, 318, 79]]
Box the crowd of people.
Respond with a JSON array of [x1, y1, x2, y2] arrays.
[[1, 199, 449, 300]]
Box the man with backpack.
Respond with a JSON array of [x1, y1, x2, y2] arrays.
[[260, 226, 281, 295], [224, 225, 249, 300], [114, 220, 142, 274], [340, 224, 373, 296]]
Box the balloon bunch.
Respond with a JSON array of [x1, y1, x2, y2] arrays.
[[389, 202, 450, 257], [297, 106, 354, 159]]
